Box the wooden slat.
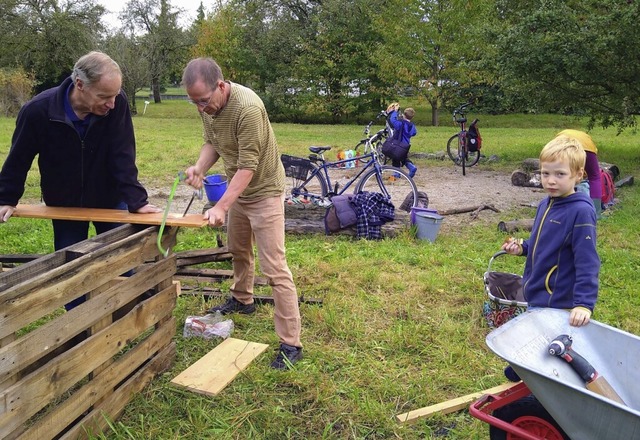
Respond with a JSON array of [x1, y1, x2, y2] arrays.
[[395, 382, 516, 424], [13, 204, 208, 228], [0, 227, 172, 340], [171, 338, 269, 396]]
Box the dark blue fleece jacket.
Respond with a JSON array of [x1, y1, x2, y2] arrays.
[[520, 192, 599, 311], [0, 77, 149, 211]]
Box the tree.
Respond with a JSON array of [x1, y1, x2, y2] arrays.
[[373, 0, 491, 126], [493, 0, 640, 131], [103, 32, 151, 115], [0, 0, 106, 91], [120, 0, 190, 103]]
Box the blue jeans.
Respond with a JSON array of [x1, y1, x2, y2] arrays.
[[53, 202, 128, 309]]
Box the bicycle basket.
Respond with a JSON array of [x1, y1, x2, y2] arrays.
[[281, 154, 313, 180], [482, 251, 527, 329]]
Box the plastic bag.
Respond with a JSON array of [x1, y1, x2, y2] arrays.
[[183, 312, 234, 339]]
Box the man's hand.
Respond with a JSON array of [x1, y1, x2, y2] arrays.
[[185, 165, 205, 189], [569, 307, 592, 327], [0, 205, 16, 223], [135, 203, 162, 214], [204, 205, 226, 227]]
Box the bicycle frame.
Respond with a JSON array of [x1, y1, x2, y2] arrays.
[[295, 152, 382, 200]]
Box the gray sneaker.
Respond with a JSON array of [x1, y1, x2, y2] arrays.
[[206, 296, 256, 315], [270, 343, 303, 369]]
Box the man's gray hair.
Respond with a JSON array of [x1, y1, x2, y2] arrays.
[[71, 51, 121, 86], [182, 58, 224, 89]]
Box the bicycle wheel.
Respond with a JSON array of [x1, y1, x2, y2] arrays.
[[284, 165, 329, 206], [355, 141, 373, 164], [447, 133, 481, 173], [355, 165, 419, 212], [373, 140, 388, 165]]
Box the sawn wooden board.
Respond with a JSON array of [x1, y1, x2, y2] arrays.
[[13, 204, 208, 228]]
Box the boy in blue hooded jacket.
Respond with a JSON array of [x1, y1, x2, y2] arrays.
[[502, 136, 599, 327]]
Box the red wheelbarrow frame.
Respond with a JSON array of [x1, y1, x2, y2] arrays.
[[469, 381, 553, 440]]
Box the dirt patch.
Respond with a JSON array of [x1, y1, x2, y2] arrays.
[[144, 164, 547, 233], [409, 164, 547, 231]]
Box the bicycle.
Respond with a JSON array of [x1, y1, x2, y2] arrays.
[[354, 111, 393, 165], [446, 102, 481, 176], [281, 146, 419, 211]]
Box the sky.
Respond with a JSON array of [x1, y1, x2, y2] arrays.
[[99, 0, 208, 29]]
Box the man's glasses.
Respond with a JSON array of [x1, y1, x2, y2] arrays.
[[187, 94, 214, 107]]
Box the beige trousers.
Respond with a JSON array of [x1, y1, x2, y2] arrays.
[[227, 194, 302, 348]]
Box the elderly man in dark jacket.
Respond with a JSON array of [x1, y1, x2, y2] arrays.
[[0, 51, 159, 252]]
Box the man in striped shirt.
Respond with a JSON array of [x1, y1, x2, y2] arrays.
[[182, 58, 303, 369]]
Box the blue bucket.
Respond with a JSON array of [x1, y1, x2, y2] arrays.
[[410, 206, 438, 225], [204, 174, 227, 202], [415, 212, 444, 242]]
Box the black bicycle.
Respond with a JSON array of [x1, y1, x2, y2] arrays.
[[446, 103, 481, 176], [281, 147, 419, 211]]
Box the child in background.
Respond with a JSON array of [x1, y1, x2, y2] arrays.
[[501, 136, 599, 381], [555, 129, 603, 219], [386, 102, 418, 177]]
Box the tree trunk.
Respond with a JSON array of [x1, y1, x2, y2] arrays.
[[152, 77, 162, 104]]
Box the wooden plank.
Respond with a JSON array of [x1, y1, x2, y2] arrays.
[[171, 338, 269, 396], [13, 204, 208, 228], [395, 382, 516, 424]]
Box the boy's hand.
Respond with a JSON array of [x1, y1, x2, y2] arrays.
[[569, 307, 592, 327], [502, 237, 523, 255], [386, 102, 400, 113]]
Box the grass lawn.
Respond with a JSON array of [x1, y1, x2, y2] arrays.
[[1, 101, 639, 439]]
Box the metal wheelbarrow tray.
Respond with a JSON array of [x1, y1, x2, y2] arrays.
[[471, 308, 640, 439]]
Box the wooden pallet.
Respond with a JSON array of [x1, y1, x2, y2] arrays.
[[13, 204, 208, 228]]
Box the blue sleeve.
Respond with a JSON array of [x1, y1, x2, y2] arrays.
[[388, 111, 402, 130]]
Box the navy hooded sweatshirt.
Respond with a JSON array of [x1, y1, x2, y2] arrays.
[[520, 191, 599, 311]]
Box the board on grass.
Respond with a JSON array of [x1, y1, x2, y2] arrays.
[[396, 382, 515, 423], [171, 338, 270, 396]]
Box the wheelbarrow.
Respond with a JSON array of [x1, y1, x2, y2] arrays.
[[470, 308, 640, 439]]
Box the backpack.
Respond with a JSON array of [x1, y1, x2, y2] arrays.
[[381, 120, 410, 163], [601, 168, 615, 205], [324, 195, 357, 234], [467, 119, 482, 152]]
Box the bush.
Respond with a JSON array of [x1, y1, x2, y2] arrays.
[[0, 68, 35, 117]]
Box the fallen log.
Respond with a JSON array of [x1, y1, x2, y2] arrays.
[[615, 175, 634, 188], [284, 205, 411, 236], [438, 204, 500, 216], [498, 219, 534, 233]]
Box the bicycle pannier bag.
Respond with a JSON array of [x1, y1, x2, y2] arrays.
[[467, 119, 482, 152], [324, 195, 357, 234], [382, 121, 410, 163]]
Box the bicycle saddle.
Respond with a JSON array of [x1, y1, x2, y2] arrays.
[[309, 146, 332, 153]]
